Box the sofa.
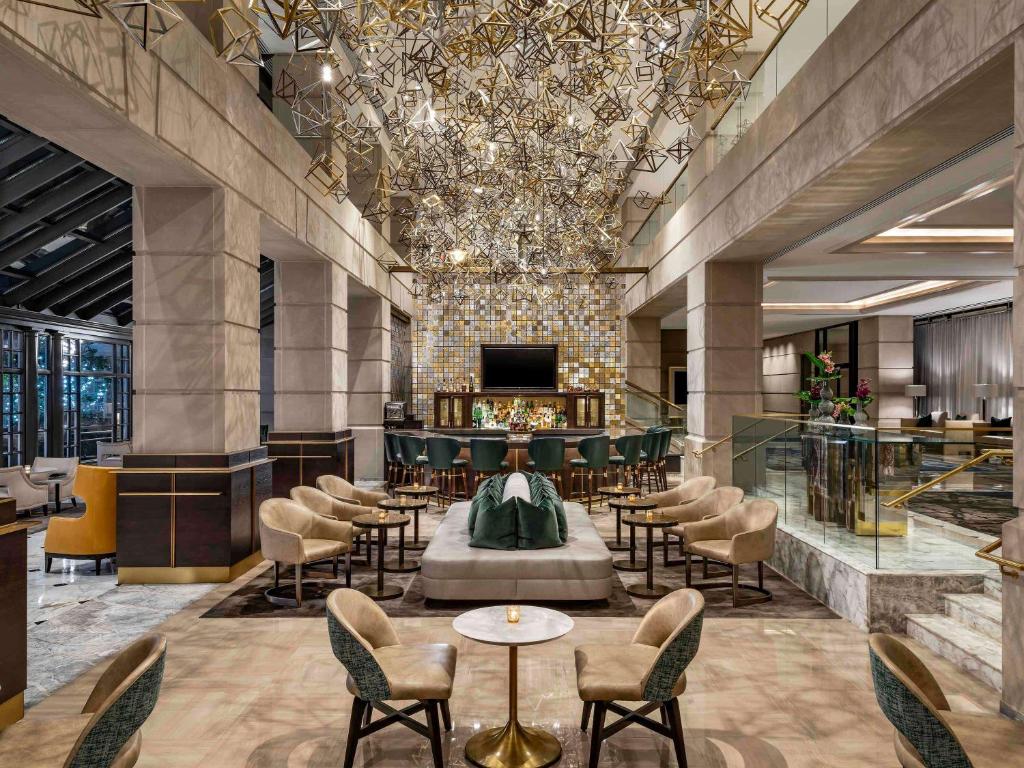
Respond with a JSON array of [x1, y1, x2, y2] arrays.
[[420, 472, 613, 601]]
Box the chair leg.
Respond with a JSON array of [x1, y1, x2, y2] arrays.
[[295, 563, 303, 608], [333, 555, 339, 579], [588, 702, 606, 768], [363, 703, 372, 727], [440, 699, 453, 731], [586, 470, 593, 513], [731, 565, 739, 608], [45, 555, 52, 573], [684, 552, 692, 587], [665, 697, 688, 768], [425, 700, 445, 768], [95, 557, 102, 574], [581, 701, 593, 731], [758, 560, 764, 590], [343, 697, 367, 768]]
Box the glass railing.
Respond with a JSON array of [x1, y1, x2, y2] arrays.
[[623, 381, 686, 452], [732, 414, 1011, 571], [631, 0, 860, 251]]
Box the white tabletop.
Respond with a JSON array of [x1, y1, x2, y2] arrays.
[[452, 605, 574, 647]]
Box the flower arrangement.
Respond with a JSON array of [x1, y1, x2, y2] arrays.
[[795, 351, 841, 413]]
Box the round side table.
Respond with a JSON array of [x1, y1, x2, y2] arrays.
[[453, 605, 574, 768], [393, 484, 439, 512], [596, 485, 640, 510], [607, 497, 656, 553], [352, 513, 410, 600], [622, 512, 677, 599], [378, 497, 429, 554]]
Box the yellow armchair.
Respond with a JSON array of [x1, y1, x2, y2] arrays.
[[44, 465, 117, 574]]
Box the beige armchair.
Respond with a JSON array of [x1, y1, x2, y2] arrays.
[[30, 456, 79, 508], [0, 466, 48, 515], [259, 498, 353, 607], [575, 590, 705, 768], [291, 485, 371, 564], [661, 486, 744, 567], [683, 499, 778, 607], [327, 589, 456, 768], [644, 475, 716, 509], [316, 474, 388, 507]]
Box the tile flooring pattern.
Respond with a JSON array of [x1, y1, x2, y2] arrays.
[[25, 567, 1001, 768]]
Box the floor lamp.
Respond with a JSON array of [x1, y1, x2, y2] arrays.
[[974, 383, 992, 421], [905, 384, 926, 418]]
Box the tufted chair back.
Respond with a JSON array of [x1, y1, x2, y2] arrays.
[[632, 590, 705, 702], [868, 634, 969, 768], [327, 589, 400, 702]]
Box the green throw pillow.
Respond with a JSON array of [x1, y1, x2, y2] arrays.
[[515, 497, 563, 549], [468, 473, 506, 536], [528, 472, 568, 543], [469, 496, 519, 550]]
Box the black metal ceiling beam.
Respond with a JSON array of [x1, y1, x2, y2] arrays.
[[0, 186, 130, 269], [27, 251, 133, 312], [0, 169, 112, 242], [77, 282, 132, 321], [3, 228, 132, 306], [0, 153, 86, 210], [55, 264, 132, 316], [0, 135, 47, 170]]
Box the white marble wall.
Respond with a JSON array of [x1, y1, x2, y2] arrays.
[[133, 187, 261, 453], [348, 290, 390, 480], [858, 316, 914, 428], [625, 316, 660, 423]]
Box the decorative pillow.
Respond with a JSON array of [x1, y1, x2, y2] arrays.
[[930, 410, 947, 426], [915, 414, 933, 428], [528, 471, 567, 543], [515, 497, 563, 550], [470, 496, 519, 550], [502, 472, 532, 503], [989, 416, 1012, 438], [468, 473, 506, 536]]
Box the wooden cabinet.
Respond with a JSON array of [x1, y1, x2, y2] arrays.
[[568, 393, 604, 428], [434, 393, 469, 428]]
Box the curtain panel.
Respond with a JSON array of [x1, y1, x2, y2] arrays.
[[913, 308, 1012, 419]]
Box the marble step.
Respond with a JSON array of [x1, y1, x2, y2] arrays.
[[905, 614, 1001, 691], [944, 593, 1002, 641], [985, 573, 1002, 600]]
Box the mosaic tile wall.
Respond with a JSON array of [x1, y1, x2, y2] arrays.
[[412, 280, 624, 427]]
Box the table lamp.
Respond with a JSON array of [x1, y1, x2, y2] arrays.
[[974, 384, 993, 421], [904, 384, 927, 417]]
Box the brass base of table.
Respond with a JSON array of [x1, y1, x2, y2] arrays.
[[382, 559, 420, 573], [355, 583, 404, 601], [613, 558, 647, 572], [465, 719, 562, 768], [264, 583, 332, 608], [626, 582, 673, 599], [607, 541, 631, 552]]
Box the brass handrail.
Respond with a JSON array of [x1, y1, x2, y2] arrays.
[[732, 424, 801, 461], [692, 432, 732, 458], [976, 539, 1022, 578], [624, 380, 686, 414], [885, 449, 1014, 509]]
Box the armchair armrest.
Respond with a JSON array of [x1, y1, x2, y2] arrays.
[[683, 515, 730, 546], [352, 487, 389, 506], [660, 503, 713, 525], [331, 499, 367, 523], [310, 515, 353, 546], [730, 527, 774, 565], [259, 524, 303, 565]]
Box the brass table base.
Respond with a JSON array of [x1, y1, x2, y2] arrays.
[[465, 720, 562, 768]]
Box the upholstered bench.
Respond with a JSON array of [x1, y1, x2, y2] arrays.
[[420, 500, 614, 601]]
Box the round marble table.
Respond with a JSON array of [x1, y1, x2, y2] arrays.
[[453, 605, 574, 768], [352, 513, 410, 600]]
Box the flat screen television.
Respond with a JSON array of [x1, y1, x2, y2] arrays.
[[481, 345, 557, 390]]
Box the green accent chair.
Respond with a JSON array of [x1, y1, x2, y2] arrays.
[[638, 430, 662, 493], [469, 438, 509, 493], [426, 436, 468, 504], [608, 433, 644, 487], [383, 432, 402, 491], [526, 436, 566, 495], [397, 434, 429, 487], [569, 434, 610, 513], [576, 590, 704, 768]]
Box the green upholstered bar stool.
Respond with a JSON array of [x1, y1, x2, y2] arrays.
[[608, 433, 644, 488], [569, 434, 610, 513], [426, 436, 468, 505], [526, 436, 566, 495], [383, 432, 402, 491], [397, 434, 429, 487], [469, 438, 509, 494], [656, 427, 672, 490]]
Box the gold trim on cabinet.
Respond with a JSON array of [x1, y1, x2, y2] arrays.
[[112, 459, 274, 474], [117, 552, 267, 585], [116, 492, 224, 497], [0, 692, 25, 728]]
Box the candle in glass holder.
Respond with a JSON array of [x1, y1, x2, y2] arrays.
[[506, 605, 521, 624], [377, 510, 388, 523], [616, 482, 623, 491], [627, 494, 637, 503], [645, 510, 654, 522], [400, 495, 408, 505]]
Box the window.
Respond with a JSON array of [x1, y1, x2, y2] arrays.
[[61, 336, 131, 460], [0, 329, 24, 467]]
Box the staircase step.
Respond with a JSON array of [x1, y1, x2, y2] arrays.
[[985, 573, 1003, 600], [906, 614, 1001, 690], [944, 593, 1002, 641]]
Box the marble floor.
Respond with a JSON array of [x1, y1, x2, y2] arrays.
[[23, 559, 1001, 768]]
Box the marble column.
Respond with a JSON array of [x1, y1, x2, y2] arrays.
[[133, 187, 260, 453], [347, 289, 390, 481], [625, 316, 661, 424], [857, 316, 914, 428], [684, 261, 762, 483]]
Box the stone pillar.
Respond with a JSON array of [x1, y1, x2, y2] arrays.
[[684, 261, 762, 483], [1003, 33, 1024, 721], [857, 316, 914, 428], [348, 290, 390, 481], [625, 316, 661, 425], [133, 187, 260, 452], [269, 260, 352, 494]]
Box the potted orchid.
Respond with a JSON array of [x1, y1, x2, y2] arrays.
[[838, 378, 873, 425], [795, 351, 842, 422]]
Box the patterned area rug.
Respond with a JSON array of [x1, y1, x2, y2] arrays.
[[907, 491, 1015, 537], [201, 550, 836, 620]]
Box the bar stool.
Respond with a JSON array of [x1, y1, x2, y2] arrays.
[[608, 433, 644, 487], [397, 434, 428, 486], [426, 436, 469, 505], [639, 430, 662, 493], [469, 438, 509, 494], [526, 436, 566, 495], [383, 432, 403, 491], [656, 427, 672, 490], [569, 434, 610, 513]]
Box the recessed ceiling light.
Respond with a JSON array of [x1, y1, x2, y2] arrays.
[[762, 280, 960, 311], [874, 227, 1012, 239]]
